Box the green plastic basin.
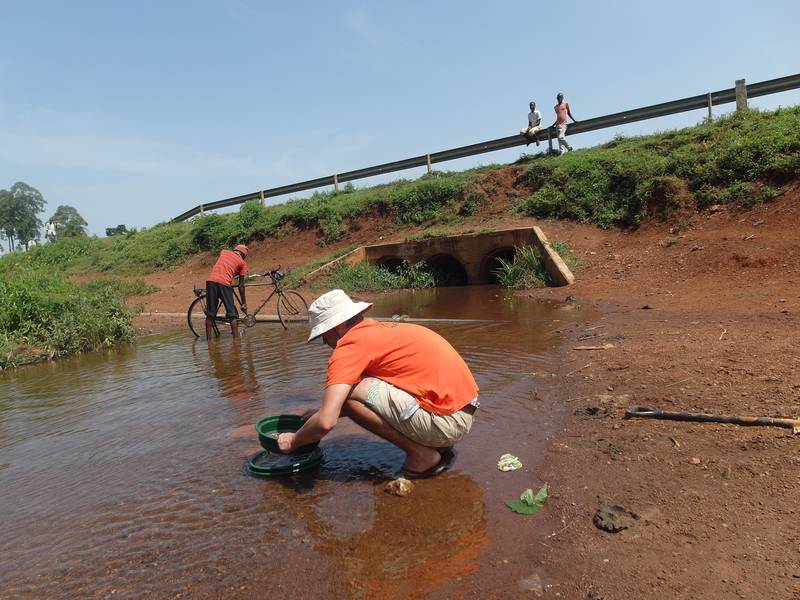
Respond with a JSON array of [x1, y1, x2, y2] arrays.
[[246, 447, 323, 477], [255, 414, 319, 454]]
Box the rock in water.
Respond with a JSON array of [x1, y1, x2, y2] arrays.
[[385, 478, 415, 497]]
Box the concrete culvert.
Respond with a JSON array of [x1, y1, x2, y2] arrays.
[[426, 254, 468, 286], [376, 256, 404, 274], [481, 247, 516, 283]]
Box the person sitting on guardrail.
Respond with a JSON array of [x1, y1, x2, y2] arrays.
[[520, 100, 542, 146], [205, 244, 249, 339], [549, 92, 578, 154], [277, 289, 480, 479]]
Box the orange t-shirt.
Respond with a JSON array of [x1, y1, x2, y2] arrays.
[[207, 249, 248, 286], [326, 320, 479, 416]]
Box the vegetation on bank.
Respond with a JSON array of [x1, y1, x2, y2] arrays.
[[491, 241, 580, 289], [0, 245, 160, 368], [516, 107, 797, 227], [324, 261, 435, 293], [0, 271, 153, 368]]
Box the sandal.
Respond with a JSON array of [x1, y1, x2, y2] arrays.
[[402, 456, 449, 479]]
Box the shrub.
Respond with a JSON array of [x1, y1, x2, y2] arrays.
[[458, 190, 486, 216], [0, 270, 136, 368], [697, 181, 781, 209], [516, 186, 566, 218], [324, 261, 434, 292], [386, 176, 465, 224], [493, 245, 547, 289]]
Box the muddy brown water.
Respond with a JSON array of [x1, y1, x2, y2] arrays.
[[0, 287, 593, 598]]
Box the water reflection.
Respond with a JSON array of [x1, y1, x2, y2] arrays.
[[206, 337, 261, 401], [267, 439, 487, 598], [319, 472, 487, 598]]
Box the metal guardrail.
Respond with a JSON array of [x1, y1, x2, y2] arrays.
[[172, 73, 800, 222]]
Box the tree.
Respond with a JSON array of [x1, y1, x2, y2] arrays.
[[0, 189, 13, 251], [49, 205, 88, 239], [0, 182, 46, 251], [105, 224, 130, 237]]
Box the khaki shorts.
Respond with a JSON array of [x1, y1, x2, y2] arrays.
[[520, 125, 541, 136], [364, 378, 474, 447]]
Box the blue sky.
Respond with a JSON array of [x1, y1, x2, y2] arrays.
[[1, 0, 799, 237]]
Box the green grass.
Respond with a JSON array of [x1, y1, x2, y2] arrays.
[[283, 244, 359, 288], [492, 245, 548, 289], [0, 270, 139, 368], [324, 261, 435, 293], [404, 229, 452, 242], [492, 241, 579, 289], [515, 107, 798, 228], [550, 240, 581, 272]]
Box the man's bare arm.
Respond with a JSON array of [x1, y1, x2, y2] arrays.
[[279, 383, 352, 451], [568, 107, 578, 122], [238, 278, 247, 313]]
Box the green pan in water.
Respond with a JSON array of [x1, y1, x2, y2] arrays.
[[256, 414, 319, 453], [246, 447, 323, 477]]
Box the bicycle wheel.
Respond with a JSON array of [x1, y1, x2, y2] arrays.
[[187, 295, 220, 338], [277, 290, 308, 329]]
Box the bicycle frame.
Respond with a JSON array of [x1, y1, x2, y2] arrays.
[[231, 276, 282, 318]]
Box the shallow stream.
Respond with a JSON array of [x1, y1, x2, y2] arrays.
[[0, 286, 592, 598]]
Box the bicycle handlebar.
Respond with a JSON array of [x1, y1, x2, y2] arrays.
[[245, 267, 285, 282]]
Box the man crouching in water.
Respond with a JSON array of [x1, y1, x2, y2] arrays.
[[278, 289, 480, 478]]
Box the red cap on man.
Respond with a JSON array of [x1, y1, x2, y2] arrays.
[[234, 244, 249, 256]]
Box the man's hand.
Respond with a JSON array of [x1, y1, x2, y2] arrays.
[[277, 432, 295, 453]]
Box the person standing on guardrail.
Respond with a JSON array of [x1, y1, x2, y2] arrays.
[[520, 101, 542, 146], [550, 92, 578, 154], [277, 289, 480, 479], [205, 244, 249, 339]]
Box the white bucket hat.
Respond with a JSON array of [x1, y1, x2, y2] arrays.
[[307, 289, 373, 342]]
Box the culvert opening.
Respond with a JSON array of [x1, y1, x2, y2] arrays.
[[426, 254, 468, 286], [376, 256, 404, 274], [482, 247, 516, 283]]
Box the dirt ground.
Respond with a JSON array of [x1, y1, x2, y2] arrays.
[[132, 182, 799, 599]]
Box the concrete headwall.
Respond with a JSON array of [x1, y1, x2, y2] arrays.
[[302, 226, 574, 287], [364, 227, 574, 285]]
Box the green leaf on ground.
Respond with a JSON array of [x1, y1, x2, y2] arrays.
[[506, 484, 548, 515]]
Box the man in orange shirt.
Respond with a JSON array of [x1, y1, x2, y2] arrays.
[[277, 289, 479, 478], [205, 244, 249, 338]]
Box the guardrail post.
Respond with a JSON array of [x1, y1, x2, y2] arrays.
[[707, 92, 713, 122], [334, 174, 339, 193], [426, 154, 432, 175], [260, 190, 266, 207], [200, 204, 205, 217], [735, 79, 748, 112]]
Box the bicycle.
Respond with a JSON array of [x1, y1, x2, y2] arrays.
[[187, 267, 308, 337]]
